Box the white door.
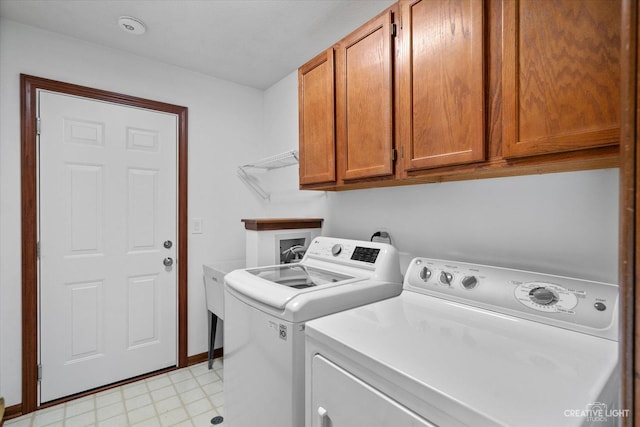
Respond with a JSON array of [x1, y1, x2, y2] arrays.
[[38, 90, 178, 402]]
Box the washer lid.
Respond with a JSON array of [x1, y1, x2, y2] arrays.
[[249, 263, 353, 288], [306, 291, 619, 427], [225, 264, 361, 310]]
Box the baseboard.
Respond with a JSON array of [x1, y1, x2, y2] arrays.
[[3, 402, 22, 423]]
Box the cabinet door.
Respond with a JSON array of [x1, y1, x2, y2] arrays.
[[335, 7, 396, 181], [310, 354, 436, 427], [399, 0, 485, 172], [502, 0, 621, 158], [298, 49, 336, 185]]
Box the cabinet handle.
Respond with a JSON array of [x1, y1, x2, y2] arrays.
[[318, 406, 329, 427]]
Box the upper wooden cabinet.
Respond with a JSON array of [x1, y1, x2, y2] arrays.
[[298, 0, 621, 191], [399, 0, 485, 172], [298, 49, 336, 185], [502, 0, 621, 158], [335, 6, 397, 181]]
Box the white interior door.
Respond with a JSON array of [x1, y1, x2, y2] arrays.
[[38, 90, 178, 403]]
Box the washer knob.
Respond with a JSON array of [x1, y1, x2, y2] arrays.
[[440, 271, 453, 286], [529, 287, 558, 305], [419, 267, 432, 281], [331, 244, 343, 256], [461, 276, 478, 290]]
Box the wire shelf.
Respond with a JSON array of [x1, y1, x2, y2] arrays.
[[240, 150, 299, 171], [237, 150, 300, 200]]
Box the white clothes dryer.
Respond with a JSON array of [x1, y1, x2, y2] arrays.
[[223, 236, 403, 427], [306, 257, 620, 427]]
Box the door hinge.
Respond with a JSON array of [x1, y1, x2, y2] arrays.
[[36, 117, 41, 136], [37, 364, 42, 381], [37, 241, 40, 259], [391, 23, 397, 38]]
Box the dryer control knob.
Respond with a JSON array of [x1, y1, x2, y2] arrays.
[[331, 244, 343, 256], [419, 267, 432, 281], [529, 287, 558, 306], [440, 271, 453, 286], [461, 276, 478, 290]]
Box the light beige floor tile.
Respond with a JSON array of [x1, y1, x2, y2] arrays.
[[95, 389, 123, 409], [5, 359, 225, 427], [127, 404, 157, 425], [158, 406, 188, 427], [125, 393, 154, 412], [146, 375, 172, 392], [97, 413, 128, 426], [154, 396, 182, 415], [96, 401, 125, 422], [64, 410, 96, 427]]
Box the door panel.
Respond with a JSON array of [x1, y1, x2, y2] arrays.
[[336, 7, 395, 181], [310, 354, 435, 427], [298, 49, 337, 185], [39, 90, 178, 402], [502, 0, 620, 158], [399, 0, 485, 171]]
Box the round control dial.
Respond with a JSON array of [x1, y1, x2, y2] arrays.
[[461, 275, 478, 290], [515, 282, 578, 313], [528, 287, 558, 305], [419, 267, 432, 281], [440, 271, 453, 286], [331, 244, 343, 256]]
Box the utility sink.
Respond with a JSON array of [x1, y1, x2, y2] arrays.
[[203, 259, 245, 320]]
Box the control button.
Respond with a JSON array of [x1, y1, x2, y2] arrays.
[[440, 271, 453, 286], [594, 302, 607, 311], [529, 287, 558, 306], [419, 267, 432, 281], [331, 244, 343, 256], [461, 276, 478, 290]]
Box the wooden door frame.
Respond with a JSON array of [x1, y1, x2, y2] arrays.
[[621, 0, 638, 424], [20, 74, 189, 414]]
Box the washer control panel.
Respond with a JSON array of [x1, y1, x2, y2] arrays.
[[303, 237, 402, 283], [308, 240, 380, 265], [405, 257, 618, 340]]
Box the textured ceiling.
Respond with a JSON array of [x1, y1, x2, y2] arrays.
[[0, 0, 395, 89]]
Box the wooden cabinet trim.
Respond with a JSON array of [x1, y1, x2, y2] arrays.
[[241, 218, 324, 231]]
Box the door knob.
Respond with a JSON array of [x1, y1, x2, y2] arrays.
[[163, 257, 174, 267], [163, 240, 173, 249]]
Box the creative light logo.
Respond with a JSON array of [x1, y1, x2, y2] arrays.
[[564, 402, 630, 423]]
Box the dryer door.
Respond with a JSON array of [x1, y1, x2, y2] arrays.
[[310, 354, 436, 427]]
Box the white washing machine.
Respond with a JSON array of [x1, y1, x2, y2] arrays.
[[306, 257, 620, 427], [223, 236, 404, 427]]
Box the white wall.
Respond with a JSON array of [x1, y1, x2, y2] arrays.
[[323, 170, 619, 283], [0, 19, 267, 405], [260, 72, 329, 218]]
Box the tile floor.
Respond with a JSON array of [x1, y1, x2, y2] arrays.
[[5, 359, 224, 427]]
